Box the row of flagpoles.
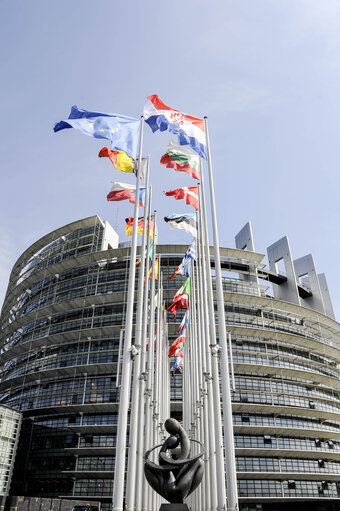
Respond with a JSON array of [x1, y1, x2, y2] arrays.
[[54, 96, 238, 511]]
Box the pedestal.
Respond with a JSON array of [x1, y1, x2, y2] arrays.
[[159, 504, 189, 511]]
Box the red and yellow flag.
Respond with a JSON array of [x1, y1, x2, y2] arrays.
[[99, 147, 134, 173], [125, 217, 144, 237]]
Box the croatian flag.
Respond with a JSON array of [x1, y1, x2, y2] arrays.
[[143, 95, 207, 159], [107, 182, 145, 207]]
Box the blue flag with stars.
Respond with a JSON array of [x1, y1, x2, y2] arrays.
[[54, 105, 141, 159]]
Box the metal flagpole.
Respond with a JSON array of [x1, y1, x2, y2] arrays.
[[204, 117, 239, 511], [199, 162, 224, 511], [196, 221, 211, 511], [112, 117, 144, 511], [154, 256, 162, 440], [145, 215, 157, 511], [137, 196, 153, 511], [191, 268, 202, 510], [125, 157, 150, 511]]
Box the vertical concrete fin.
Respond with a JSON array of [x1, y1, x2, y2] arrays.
[[235, 222, 255, 251], [293, 254, 326, 315], [235, 222, 257, 285], [267, 236, 300, 305], [318, 273, 335, 319], [101, 220, 119, 251]]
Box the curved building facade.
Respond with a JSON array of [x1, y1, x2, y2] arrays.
[[0, 215, 340, 511]]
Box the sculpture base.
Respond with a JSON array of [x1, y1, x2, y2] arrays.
[[160, 505, 189, 511]]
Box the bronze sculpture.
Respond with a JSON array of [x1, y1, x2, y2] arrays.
[[144, 418, 204, 509]]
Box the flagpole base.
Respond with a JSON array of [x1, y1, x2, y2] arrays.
[[159, 504, 189, 511]]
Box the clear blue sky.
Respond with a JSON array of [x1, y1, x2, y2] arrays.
[[1, 0, 340, 316]]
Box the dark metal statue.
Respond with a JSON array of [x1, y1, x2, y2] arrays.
[[144, 418, 204, 508]]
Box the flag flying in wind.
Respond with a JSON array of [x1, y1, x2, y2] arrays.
[[178, 310, 189, 335], [168, 335, 186, 357], [136, 239, 154, 266], [147, 258, 159, 281], [99, 148, 147, 181], [173, 277, 191, 300], [171, 349, 184, 375], [167, 278, 191, 319], [168, 241, 196, 280], [160, 139, 200, 180], [164, 187, 199, 211], [164, 214, 197, 238], [107, 182, 145, 207], [125, 217, 144, 236], [54, 106, 140, 159], [125, 217, 155, 239], [143, 95, 206, 159], [99, 148, 134, 173]]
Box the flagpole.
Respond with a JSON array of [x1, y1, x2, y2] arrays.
[[145, 212, 157, 511], [204, 117, 239, 511], [137, 193, 153, 511], [112, 117, 144, 511], [125, 156, 150, 511], [199, 161, 223, 511], [196, 215, 211, 511]]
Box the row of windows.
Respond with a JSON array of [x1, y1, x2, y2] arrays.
[[13, 476, 340, 499], [236, 456, 340, 474], [3, 351, 118, 381], [19, 271, 260, 320], [74, 479, 113, 497], [233, 413, 340, 433], [18, 225, 103, 282], [33, 413, 119, 428], [233, 353, 338, 380], [7, 390, 120, 411], [232, 339, 336, 369], [234, 376, 339, 402], [238, 479, 340, 497], [232, 391, 340, 414], [2, 338, 119, 380], [234, 434, 339, 452], [29, 432, 119, 450]]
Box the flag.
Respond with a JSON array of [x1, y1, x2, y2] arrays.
[[168, 336, 186, 357], [160, 139, 200, 180], [167, 278, 191, 318], [54, 105, 140, 159], [171, 349, 184, 374], [164, 187, 199, 211], [168, 241, 196, 280], [178, 310, 189, 335], [164, 214, 197, 238], [147, 258, 159, 281], [143, 95, 206, 159], [125, 217, 144, 236], [173, 277, 191, 300], [107, 182, 145, 207], [99, 148, 134, 173], [99, 148, 147, 181], [136, 239, 154, 266], [167, 295, 189, 319], [134, 157, 147, 181]]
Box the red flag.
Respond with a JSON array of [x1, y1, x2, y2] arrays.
[[163, 187, 199, 210], [166, 294, 189, 319], [168, 336, 186, 357]]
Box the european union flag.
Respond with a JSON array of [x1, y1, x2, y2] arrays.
[[54, 105, 140, 159]]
